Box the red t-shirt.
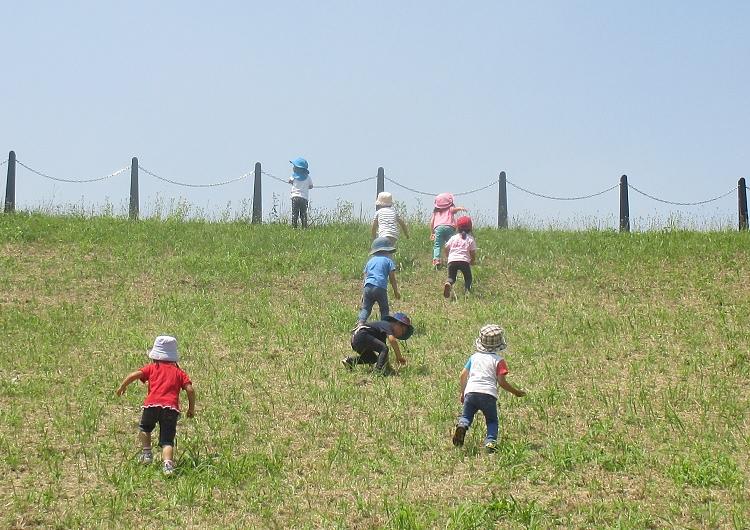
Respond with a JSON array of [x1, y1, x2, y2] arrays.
[[139, 362, 192, 411]]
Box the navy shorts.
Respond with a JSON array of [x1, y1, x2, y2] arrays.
[[139, 406, 179, 447]]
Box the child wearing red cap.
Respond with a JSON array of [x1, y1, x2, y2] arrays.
[[442, 215, 476, 298], [429, 192, 467, 268]]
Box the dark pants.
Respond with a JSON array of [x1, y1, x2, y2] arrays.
[[447, 261, 473, 291], [139, 406, 179, 447], [291, 196, 309, 228], [350, 330, 389, 370], [458, 392, 499, 443]]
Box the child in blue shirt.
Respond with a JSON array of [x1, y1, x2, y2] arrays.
[[357, 237, 401, 324]]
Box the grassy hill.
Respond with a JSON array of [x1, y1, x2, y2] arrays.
[[1, 213, 748, 529]]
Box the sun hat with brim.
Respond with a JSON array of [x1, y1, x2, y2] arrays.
[[385, 312, 414, 340], [290, 157, 309, 180], [375, 192, 393, 207], [148, 335, 180, 362], [370, 236, 396, 254], [434, 192, 454, 209], [475, 324, 507, 353]]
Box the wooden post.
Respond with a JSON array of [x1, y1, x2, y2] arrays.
[[498, 171, 508, 229], [619, 174, 630, 233], [252, 162, 262, 224], [4, 151, 15, 213], [376, 167, 384, 196], [738, 178, 748, 231], [129, 157, 139, 220]]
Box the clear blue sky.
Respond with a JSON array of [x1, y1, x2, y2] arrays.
[[2, 1, 748, 228]]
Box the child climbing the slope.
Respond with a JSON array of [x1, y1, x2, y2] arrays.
[[429, 192, 467, 268], [443, 215, 476, 298], [371, 192, 409, 246], [357, 237, 401, 325], [452, 325, 525, 453], [116, 335, 195, 475], [341, 312, 413, 373]]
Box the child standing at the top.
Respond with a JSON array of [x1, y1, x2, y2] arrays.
[[429, 193, 467, 268], [116, 336, 195, 475], [452, 325, 525, 453], [287, 157, 313, 228], [357, 237, 401, 325], [443, 215, 476, 298], [371, 192, 409, 246]]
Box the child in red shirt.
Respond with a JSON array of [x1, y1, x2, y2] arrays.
[[116, 336, 195, 475]]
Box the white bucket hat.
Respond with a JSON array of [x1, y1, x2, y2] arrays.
[[148, 335, 179, 362], [375, 192, 393, 207], [475, 325, 507, 353]]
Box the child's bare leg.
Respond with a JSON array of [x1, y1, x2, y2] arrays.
[[162, 444, 174, 462]]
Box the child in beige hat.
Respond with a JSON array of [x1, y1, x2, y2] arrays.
[[371, 191, 409, 246]]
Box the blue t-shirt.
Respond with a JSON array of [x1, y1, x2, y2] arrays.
[[363, 255, 396, 289]]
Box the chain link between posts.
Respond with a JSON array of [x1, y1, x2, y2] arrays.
[[138, 165, 251, 188], [506, 179, 619, 201], [15, 160, 130, 183], [627, 183, 737, 206]]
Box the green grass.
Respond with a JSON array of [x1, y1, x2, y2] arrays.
[[1, 212, 749, 529]]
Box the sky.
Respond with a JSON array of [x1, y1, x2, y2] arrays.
[[1, 1, 749, 228]]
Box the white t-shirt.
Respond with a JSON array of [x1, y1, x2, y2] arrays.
[[290, 177, 313, 200], [373, 207, 400, 239], [463, 351, 509, 398]]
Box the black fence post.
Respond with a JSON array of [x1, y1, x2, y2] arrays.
[[252, 162, 262, 224], [4, 151, 16, 213], [738, 178, 748, 231], [619, 174, 630, 233], [129, 158, 139, 220], [498, 171, 508, 229], [376, 167, 384, 196]]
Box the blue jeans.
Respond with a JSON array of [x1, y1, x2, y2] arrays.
[[358, 284, 389, 322], [458, 392, 499, 443], [433, 225, 455, 260]]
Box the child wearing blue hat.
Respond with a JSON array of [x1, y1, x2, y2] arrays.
[[357, 237, 401, 325], [288, 157, 313, 228], [341, 312, 413, 373]]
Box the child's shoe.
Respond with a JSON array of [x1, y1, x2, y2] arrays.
[[484, 441, 497, 453], [139, 450, 153, 465], [163, 459, 175, 475], [340, 357, 354, 370], [452, 425, 467, 447], [443, 281, 452, 298]]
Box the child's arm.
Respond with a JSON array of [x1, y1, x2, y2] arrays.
[[184, 383, 196, 417], [458, 367, 469, 403], [397, 216, 409, 238], [116, 370, 144, 396], [469, 249, 476, 265], [429, 212, 436, 234], [371, 217, 378, 239], [452, 206, 468, 214], [387, 335, 407, 365], [389, 270, 401, 300], [498, 375, 526, 397]]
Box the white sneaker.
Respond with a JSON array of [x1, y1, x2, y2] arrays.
[[139, 451, 153, 465], [163, 459, 175, 475]]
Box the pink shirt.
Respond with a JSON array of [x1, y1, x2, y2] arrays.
[[445, 233, 476, 263], [430, 207, 461, 229]]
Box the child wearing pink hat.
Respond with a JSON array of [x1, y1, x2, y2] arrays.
[[429, 193, 467, 268], [116, 336, 195, 475]]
